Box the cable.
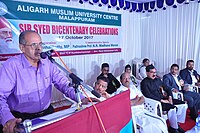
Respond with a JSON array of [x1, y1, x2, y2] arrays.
[[53, 50, 107, 133]]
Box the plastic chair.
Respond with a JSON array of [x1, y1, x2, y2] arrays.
[[172, 92, 184, 101], [143, 97, 162, 117], [190, 85, 199, 93]]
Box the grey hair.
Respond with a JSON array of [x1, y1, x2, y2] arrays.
[[183, 84, 190, 89], [19, 30, 38, 45]]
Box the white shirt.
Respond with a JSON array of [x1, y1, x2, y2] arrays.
[[139, 66, 147, 79], [115, 84, 144, 110], [172, 74, 182, 90], [189, 70, 198, 85]]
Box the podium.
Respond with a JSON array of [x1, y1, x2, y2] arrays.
[[31, 91, 133, 133]]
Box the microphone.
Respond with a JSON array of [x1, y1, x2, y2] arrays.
[[41, 50, 101, 98], [40, 49, 54, 59], [81, 82, 101, 98], [70, 73, 101, 98]]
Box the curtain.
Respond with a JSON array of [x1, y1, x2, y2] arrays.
[[141, 3, 200, 77]]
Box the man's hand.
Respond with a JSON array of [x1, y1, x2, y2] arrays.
[[3, 118, 22, 133], [195, 82, 200, 87], [179, 79, 184, 86], [130, 95, 140, 106], [81, 97, 100, 105], [101, 92, 110, 99], [172, 89, 179, 93], [168, 96, 173, 104]]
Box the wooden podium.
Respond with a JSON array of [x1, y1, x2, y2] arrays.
[[31, 90, 133, 133]]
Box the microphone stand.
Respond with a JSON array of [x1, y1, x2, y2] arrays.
[[46, 54, 86, 111]]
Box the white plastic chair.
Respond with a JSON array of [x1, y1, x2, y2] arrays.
[[131, 113, 139, 133], [172, 92, 184, 101], [190, 85, 199, 93], [144, 97, 168, 120], [143, 97, 162, 117]]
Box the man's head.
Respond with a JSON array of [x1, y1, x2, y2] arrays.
[[95, 76, 109, 95], [170, 64, 179, 75], [146, 65, 157, 79], [0, 17, 12, 43], [101, 63, 109, 75], [19, 30, 43, 63], [142, 58, 150, 66], [186, 60, 194, 71], [125, 64, 131, 74], [120, 72, 130, 88]]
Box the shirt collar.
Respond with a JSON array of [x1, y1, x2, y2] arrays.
[[21, 54, 45, 68], [171, 73, 178, 77]]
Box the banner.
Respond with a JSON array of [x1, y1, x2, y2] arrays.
[[0, 0, 121, 61], [32, 91, 133, 133]]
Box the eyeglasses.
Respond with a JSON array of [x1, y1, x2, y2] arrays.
[[149, 71, 156, 74], [103, 69, 109, 72], [24, 42, 45, 48]]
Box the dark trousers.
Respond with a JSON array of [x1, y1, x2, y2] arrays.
[[0, 105, 54, 133], [183, 91, 200, 118]]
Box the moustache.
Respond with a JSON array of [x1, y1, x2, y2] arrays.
[[5, 37, 13, 42]]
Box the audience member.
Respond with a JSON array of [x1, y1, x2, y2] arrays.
[[139, 58, 150, 79], [125, 64, 139, 87], [141, 65, 187, 133], [0, 30, 98, 133], [180, 60, 200, 86], [163, 64, 200, 120], [97, 63, 120, 94], [115, 72, 168, 133], [82, 76, 110, 101]]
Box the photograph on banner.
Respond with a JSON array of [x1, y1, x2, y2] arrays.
[[0, 17, 20, 54], [0, 0, 121, 61]]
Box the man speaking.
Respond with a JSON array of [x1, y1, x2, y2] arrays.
[[0, 30, 98, 133]]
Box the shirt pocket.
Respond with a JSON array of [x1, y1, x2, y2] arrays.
[[43, 76, 51, 88]]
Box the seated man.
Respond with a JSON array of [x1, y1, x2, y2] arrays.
[[82, 76, 111, 101], [180, 60, 200, 86], [97, 63, 120, 94], [0, 30, 98, 133], [163, 64, 200, 120], [124, 64, 140, 87], [139, 58, 150, 79], [115, 72, 168, 133], [141, 65, 187, 133]]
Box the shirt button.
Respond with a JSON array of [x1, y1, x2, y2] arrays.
[[41, 102, 43, 104]]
